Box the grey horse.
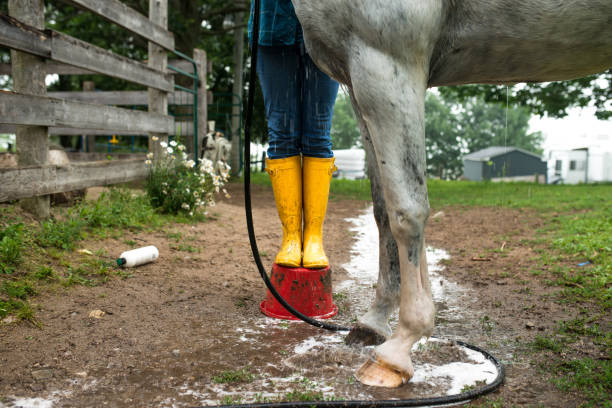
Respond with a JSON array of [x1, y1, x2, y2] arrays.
[[291, 0, 612, 387]]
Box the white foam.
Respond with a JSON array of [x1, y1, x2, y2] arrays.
[[411, 340, 498, 395], [1, 390, 73, 408], [293, 333, 345, 354], [293, 336, 321, 354], [0, 398, 55, 408], [341, 209, 380, 284]]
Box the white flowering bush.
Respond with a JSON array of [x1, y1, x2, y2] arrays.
[[144, 137, 230, 217]]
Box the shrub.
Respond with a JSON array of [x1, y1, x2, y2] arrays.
[[2, 280, 36, 300], [78, 188, 157, 229], [34, 266, 55, 280], [0, 299, 24, 318], [144, 138, 230, 217], [37, 218, 84, 250], [0, 223, 24, 274]]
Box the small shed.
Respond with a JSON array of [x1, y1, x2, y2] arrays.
[[463, 146, 547, 182]]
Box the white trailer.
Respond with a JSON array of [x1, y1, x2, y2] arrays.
[[548, 148, 612, 184]]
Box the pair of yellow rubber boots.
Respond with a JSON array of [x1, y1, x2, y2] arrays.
[[266, 156, 336, 269]]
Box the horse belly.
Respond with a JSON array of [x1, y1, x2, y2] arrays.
[[430, 1, 612, 86]]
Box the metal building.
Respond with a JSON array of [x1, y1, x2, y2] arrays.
[[463, 146, 547, 182]]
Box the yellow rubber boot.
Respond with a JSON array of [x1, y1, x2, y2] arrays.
[[266, 156, 303, 268], [302, 157, 336, 269]]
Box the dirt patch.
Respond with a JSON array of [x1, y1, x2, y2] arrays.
[[0, 186, 593, 407], [413, 340, 470, 367]]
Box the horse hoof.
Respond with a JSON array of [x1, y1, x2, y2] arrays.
[[345, 326, 387, 346], [355, 358, 409, 388]]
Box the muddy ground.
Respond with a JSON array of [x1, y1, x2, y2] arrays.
[[0, 182, 593, 407]]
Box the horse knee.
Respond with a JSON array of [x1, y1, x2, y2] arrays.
[[389, 204, 429, 251]]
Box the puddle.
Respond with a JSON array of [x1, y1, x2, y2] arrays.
[[4, 206, 497, 407], [339, 207, 476, 328]]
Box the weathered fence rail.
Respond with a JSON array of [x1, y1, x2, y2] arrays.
[[0, 15, 173, 91], [0, 0, 208, 216], [63, 0, 175, 50], [0, 59, 206, 76], [0, 91, 174, 134], [0, 159, 147, 203]]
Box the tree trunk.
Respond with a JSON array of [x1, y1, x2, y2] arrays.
[[230, 11, 245, 176]]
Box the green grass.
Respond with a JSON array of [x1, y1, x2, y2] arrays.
[[427, 180, 612, 211], [37, 218, 84, 250], [78, 188, 160, 229], [0, 223, 24, 274], [249, 173, 612, 210], [282, 390, 326, 402], [551, 357, 612, 408], [212, 367, 255, 384], [2, 280, 36, 300], [0, 187, 175, 324], [532, 335, 564, 353]]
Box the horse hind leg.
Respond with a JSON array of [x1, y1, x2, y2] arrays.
[[348, 45, 434, 387], [345, 89, 401, 347]]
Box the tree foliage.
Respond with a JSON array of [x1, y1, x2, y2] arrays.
[[424, 93, 464, 180], [439, 71, 612, 120], [425, 92, 543, 179], [331, 93, 361, 149]]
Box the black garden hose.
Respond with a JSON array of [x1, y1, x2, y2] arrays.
[[235, 0, 505, 406]]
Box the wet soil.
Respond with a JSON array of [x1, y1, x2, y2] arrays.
[[0, 184, 590, 407]]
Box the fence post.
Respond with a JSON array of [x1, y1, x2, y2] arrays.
[[148, 0, 168, 159], [8, 0, 49, 218], [194, 49, 207, 162], [230, 11, 245, 176], [83, 80, 96, 153]]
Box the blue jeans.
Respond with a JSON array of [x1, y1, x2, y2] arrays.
[[256, 45, 339, 159]]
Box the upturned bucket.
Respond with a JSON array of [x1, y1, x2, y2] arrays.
[[260, 263, 338, 320]]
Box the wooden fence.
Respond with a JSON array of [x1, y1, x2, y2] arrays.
[[0, 0, 208, 217]]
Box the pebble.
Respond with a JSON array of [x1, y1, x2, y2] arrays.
[[525, 321, 536, 329], [432, 211, 445, 219], [32, 369, 53, 381], [2, 316, 17, 324], [88, 310, 105, 319], [75, 371, 88, 378], [30, 383, 44, 391], [172, 349, 180, 357]]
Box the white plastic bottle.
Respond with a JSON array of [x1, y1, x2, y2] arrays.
[[117, 246, 159, 267]]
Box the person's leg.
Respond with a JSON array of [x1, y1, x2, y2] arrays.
[[257, 46, 301, 160], [257, 46, 303, 267], [300, 52, 339, 268], [300, 52, 338, 159]]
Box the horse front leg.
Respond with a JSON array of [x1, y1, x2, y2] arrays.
[[345, 89, 400, 346], [349, 45, 434, 387]]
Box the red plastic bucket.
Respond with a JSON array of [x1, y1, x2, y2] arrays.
[[260, 263, 338, 320]]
